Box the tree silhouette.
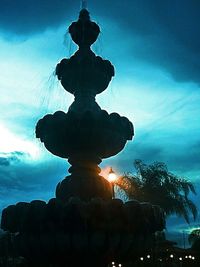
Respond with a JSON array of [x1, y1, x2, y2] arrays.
[[116, 160, 197, 223], [188, 228, 200, 250]]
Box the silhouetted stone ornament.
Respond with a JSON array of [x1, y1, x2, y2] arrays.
[[56, 52, 115, 96], [56, 173, 112, 202], [1, 198, 165, 266], [36, 110, 133, 159], [69, 9, 100, 47], [0, 6, 165, 267], [1, 205, 16, 233], [56, 9, 115, 109]]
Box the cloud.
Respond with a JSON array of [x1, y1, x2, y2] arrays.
[[100, 0, 200, 85], [0, 0, 76, 37], [94, 0, 200, 85], [0, 158, 10, 166], [0, 151, 26, 166], [1, 0, 200, 84], [0, 151, 67, 211], [165, 141, 200, 174], [0, 151, 31, 188], [111, 0, 200, 84], [101, 131, 200, 183]]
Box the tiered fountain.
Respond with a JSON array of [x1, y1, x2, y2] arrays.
[[0, 7, 165, 267]]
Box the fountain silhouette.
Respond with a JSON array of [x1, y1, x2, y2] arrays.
[[0, 8, 165, 267]]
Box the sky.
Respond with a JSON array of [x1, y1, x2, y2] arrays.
[[0, 0, 200, 247]]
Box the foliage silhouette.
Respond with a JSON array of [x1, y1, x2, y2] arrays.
[[188, 228, 200, 250], [116, 160, 197, 223]]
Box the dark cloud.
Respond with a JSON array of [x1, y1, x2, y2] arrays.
[[103, 135, 200, 178], [0, 0, 75, 36], [0, 151, 30, 190], [93, 0, 200, 84], [1, 1, 199, 84], [0, 158, 10, 166], [101, 140, 164, 175], [0, 152, 65, 190], [166, 141, 200, 173], [0, 151, 67, 211], [0, 151, 25, 166]]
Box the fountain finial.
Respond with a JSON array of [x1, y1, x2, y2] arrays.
[[68, 7, 100, 47]]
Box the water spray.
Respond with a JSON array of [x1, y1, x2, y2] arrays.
[[81, 0, 87, 9]]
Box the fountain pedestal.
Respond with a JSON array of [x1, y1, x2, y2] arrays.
[[0, 8, 165, 267]]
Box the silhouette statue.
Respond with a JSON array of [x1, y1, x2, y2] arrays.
[[0, 8, 165, 267]]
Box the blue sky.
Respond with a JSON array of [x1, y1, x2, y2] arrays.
[[0, 0, 200, 247]]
